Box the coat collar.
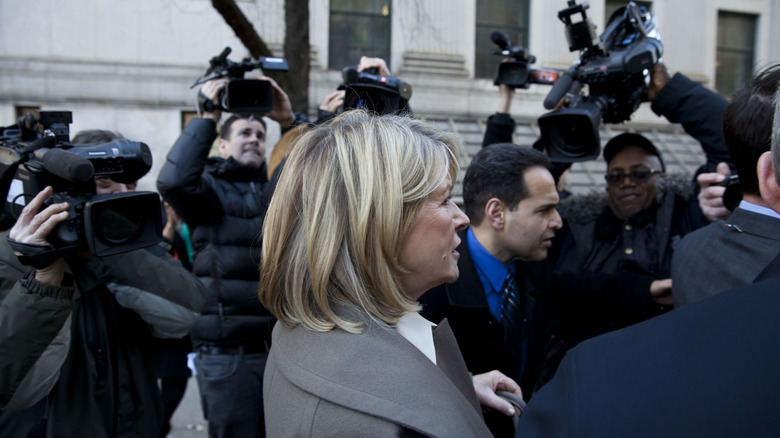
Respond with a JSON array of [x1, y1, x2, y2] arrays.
[[725, 207, 780, 241], [206, 156, 268, 182], [269, 316, 491, 437]]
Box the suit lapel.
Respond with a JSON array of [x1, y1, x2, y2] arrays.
[[271, 317, 491, 437], [433, 319, 483, 415]]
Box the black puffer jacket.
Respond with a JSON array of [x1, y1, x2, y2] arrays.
[[157, 118, 275, 348]]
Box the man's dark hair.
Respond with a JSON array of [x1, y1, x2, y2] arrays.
[[219, 114, 267, 140], [723, 64, 780, 196], [71, 129, 125, 145], [463, 143, 551, 225]]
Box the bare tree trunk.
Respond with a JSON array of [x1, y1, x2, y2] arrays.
[[284, 0, 310, 113], [211, 0, 308, 112]]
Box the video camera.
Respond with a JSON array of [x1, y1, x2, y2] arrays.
[[339, 66, 413, 115], [490, 31, 560, 89], [192, 47, 289, 115], [0, 111, 162, 268], [537, 1, 663, 162]]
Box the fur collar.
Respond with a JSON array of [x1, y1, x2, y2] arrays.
[[558, 173, 696, 223]]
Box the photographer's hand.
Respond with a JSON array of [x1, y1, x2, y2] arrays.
[[200, 79, 227, 122], [319, 90, 345, 113], [697, 162, 732, 222], [8, 186, 69, 285], [357, 56, 391, 75], [260, 76, 294, 128], [645, 62, 671, 102]]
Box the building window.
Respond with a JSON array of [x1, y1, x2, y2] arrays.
[[329, 0, 391, 71], [181, 111, 198, 131], [15, 106, 40, 120], [715, 11, 757, 97], [475, 0, 529, 80]]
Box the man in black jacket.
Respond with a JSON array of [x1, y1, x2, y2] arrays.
[[157, 76, 294, 438], [0, 129, 205, 437], [484, 62, 734, 386], [419, 143, 669, 437], [515, 87, 780, 438]]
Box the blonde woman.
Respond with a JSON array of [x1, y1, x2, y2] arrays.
[[259, 110, 521, 437]]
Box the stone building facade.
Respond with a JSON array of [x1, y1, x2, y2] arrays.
[[1, 0, 778, 195]]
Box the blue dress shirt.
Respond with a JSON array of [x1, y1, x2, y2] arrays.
[[466, 227, 514, 322]]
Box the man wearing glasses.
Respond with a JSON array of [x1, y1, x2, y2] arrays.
[[543, 66, 733, 388], [553, 65, 732, 280]]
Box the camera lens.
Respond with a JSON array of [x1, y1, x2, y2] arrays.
[[93, 197, 148, 245]]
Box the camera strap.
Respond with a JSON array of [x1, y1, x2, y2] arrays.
[[6, 238, 79, 270]]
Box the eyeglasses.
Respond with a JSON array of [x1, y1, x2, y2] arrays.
[[604, 169, 662, 186]]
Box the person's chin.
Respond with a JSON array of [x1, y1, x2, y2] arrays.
[[240, 157, 263, 168]]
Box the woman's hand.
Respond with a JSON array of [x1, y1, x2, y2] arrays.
[[472, 370, 523, 416]]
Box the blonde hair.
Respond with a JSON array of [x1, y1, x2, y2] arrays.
[[259, 110, 461, 333]]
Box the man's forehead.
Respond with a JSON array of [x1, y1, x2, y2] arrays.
[[522, 166, 558, 201], [232, 119, 265, 132], [607, 145, 662, 170]]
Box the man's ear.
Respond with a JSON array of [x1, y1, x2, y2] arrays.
[[217, 138, 228, 159], [757, 151, 780, 212], [484, 198, 505, 230]]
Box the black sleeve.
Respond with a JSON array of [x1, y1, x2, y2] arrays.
[[651, 73, 732, 174], [483, 113, 516, 148], [156, 118, 223, 226]]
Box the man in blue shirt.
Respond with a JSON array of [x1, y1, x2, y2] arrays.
[[420, 143, 669, 438]]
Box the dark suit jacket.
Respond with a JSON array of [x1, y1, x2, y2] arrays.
[[516, 257, 780, 438], [263, 314, 491, 438], [673, 207, 780, 307], [420, 229, 652, 436]]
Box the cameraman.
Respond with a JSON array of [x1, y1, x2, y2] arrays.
[[482, 62, 733, 385], [157, 76, 294, 437], [552, 63, 732, 277], [0, 144, 206, 436]]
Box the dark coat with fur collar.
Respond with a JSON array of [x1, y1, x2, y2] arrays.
[[537, 173, 709, 391], [552, 173, 705, 278]]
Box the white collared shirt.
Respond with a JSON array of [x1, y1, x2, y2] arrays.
[[738, 200, 780, 220], [396, 312, 437, 365]]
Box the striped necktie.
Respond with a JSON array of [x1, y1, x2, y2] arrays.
[[500, 268, 526, 379]]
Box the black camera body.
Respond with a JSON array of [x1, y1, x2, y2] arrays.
[[339, 66, 413, 115], [0, 111, 162, 264], [538, 1, 663, 162], [194, 47, 289, 114], [490, 31, 560, 89]]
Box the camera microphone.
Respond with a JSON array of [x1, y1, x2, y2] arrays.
[[37, 148, 94, 183], [490, 31, 511, 50], [342, 66, 360, 84], [543, 65, 579, 110]]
